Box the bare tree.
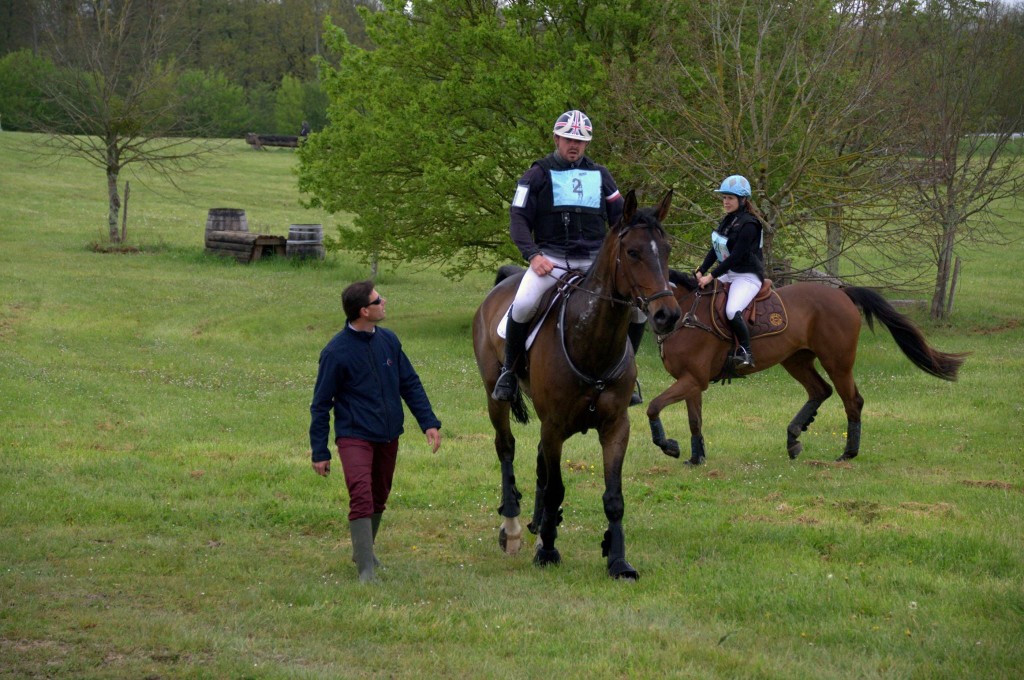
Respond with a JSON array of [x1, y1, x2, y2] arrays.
[[610, 0, 918, 285], [898, 0, 1024, 319], [34, 0, 221, 243]]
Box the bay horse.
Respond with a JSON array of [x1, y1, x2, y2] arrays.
[[648, 272, 967, 465], [472, 189, 681, 579]]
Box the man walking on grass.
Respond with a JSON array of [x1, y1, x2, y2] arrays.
[[309, 280, 442, 583]]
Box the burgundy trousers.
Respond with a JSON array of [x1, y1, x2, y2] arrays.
[[335, 437, 399, 521]]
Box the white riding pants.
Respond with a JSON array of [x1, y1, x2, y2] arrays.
[[510, 259, 646, 325], [718, 271, 762, 320]]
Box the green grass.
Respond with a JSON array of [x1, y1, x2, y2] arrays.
[[1, 131, 1022, 678]]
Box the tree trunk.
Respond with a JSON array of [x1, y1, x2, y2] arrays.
[[107, 169, 121, 243], [825, 205, 843, 277], [106, 134, 122, 243], [945, 255, 961, 317], [930, 212, 957, 320]]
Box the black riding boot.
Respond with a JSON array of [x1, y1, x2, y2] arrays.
[[728, 314, 755, 368], [491, 317, 529, 401], [627, 321, 646, 406]]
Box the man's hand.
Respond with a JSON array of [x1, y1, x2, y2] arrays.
[[312, 459, 331, 477], [529, 253, 555, 277], [425, 428, 441, 453]]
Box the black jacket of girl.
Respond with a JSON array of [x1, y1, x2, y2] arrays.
[[699, 206, 766, 280]]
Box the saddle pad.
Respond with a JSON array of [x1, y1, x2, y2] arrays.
[[497, 301, 554, 351], [711, 284, 789, 340]]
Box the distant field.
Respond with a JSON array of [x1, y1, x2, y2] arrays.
[[1, 132, 1021, 678]]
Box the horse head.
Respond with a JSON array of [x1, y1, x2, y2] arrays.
[[609, 189, 681, 335]]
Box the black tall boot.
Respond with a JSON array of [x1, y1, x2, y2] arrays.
[[627, 321, 646, 406], [491, 317, 529, 401], [728, 314, 755, 368]]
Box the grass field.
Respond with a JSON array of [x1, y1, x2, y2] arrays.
[[1, 131, 1022, 678]]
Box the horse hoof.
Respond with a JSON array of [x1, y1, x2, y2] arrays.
[[837, 451, 858, 461], [499, 527, 522, 555], [788, 442, 803, 459], [661, 439, 681, 459], [533, 546, 561, 567], [683, 454, 705, 466], [608, 558, 639, 580]]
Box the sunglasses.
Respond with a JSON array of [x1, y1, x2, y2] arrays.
[[367, 296, 383, 307]]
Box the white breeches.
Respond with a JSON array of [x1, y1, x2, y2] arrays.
[[510, 259, 646, 325], [718, 271, 762, 319]]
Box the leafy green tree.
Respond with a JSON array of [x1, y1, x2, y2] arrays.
[[297, 0, 659, 275], [0, 49, 61, 130], [177, 68, 251, 137], [274, 74, 306, 135]]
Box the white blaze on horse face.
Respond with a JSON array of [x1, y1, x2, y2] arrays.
[[649, 238, 660, 260]]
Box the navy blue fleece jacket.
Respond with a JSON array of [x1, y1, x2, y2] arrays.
[[309, 325, 441, 462]]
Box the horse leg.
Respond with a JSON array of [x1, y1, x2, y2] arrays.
[[817, 354, 864, 461], [780, 351, 833, 460], [647, 375, 705, 464], [527, 443, 545, 538], [489, 399, 524, 555], [533, 431, 565, 568], [599, 416, 639, 580]]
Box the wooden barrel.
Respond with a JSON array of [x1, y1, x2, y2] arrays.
[[205, 208, 248, 245], [287, 224, 325, 260]]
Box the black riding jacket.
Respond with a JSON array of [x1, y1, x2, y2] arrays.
[[699, 207, 766, 280], [509, 153, 623, 261]]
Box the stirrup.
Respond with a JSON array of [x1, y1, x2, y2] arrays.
[[732, 349, 754, 369], [629, 379, 643, 407], [491, 368, 518, 401]]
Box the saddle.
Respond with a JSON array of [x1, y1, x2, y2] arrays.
[[709, 279, 788, 341], [497, 272, 581, 351]]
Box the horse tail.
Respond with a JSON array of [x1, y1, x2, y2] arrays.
[[842, 287, 968, 381], [495, 264, 526, 287], [510, 389, 530, 425]]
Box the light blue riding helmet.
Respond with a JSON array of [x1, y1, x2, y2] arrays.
[[714, 175, 751, 198]]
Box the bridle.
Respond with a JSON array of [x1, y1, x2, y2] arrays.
[[555, 221, 674, 314]]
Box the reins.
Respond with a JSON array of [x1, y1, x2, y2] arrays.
[[550, 222, 673, 315], [553, 221, 671, 411]]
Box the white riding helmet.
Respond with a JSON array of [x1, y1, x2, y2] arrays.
[[552, 110, 593, 141], [714, 175, 752, 198]]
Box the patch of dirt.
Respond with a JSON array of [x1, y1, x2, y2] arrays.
[[961, 479, 1017, 491], [804, 460, 855, 469], [969, 318, 1021, 335], [88, 242, 142, 254], [899, 501, 957, 516]]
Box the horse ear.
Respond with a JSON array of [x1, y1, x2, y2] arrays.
[[621, 189, 637, 227], [655, 188, 673, 223]]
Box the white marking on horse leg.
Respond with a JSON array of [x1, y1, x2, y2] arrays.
[[502, 517, 522, 555]]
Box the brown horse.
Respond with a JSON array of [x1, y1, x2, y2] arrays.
[[648, 272, 967, 465], [472, 190, 681, 579]]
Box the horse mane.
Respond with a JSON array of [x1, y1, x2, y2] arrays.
[[669, 268, 698, 291]]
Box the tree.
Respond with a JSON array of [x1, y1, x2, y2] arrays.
[[33, 0, 222, 243], [610, 0, 915, 283], [297, 0, 661, 275], [896, 0, 1024, 319], [0, 49, 60, 131]]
